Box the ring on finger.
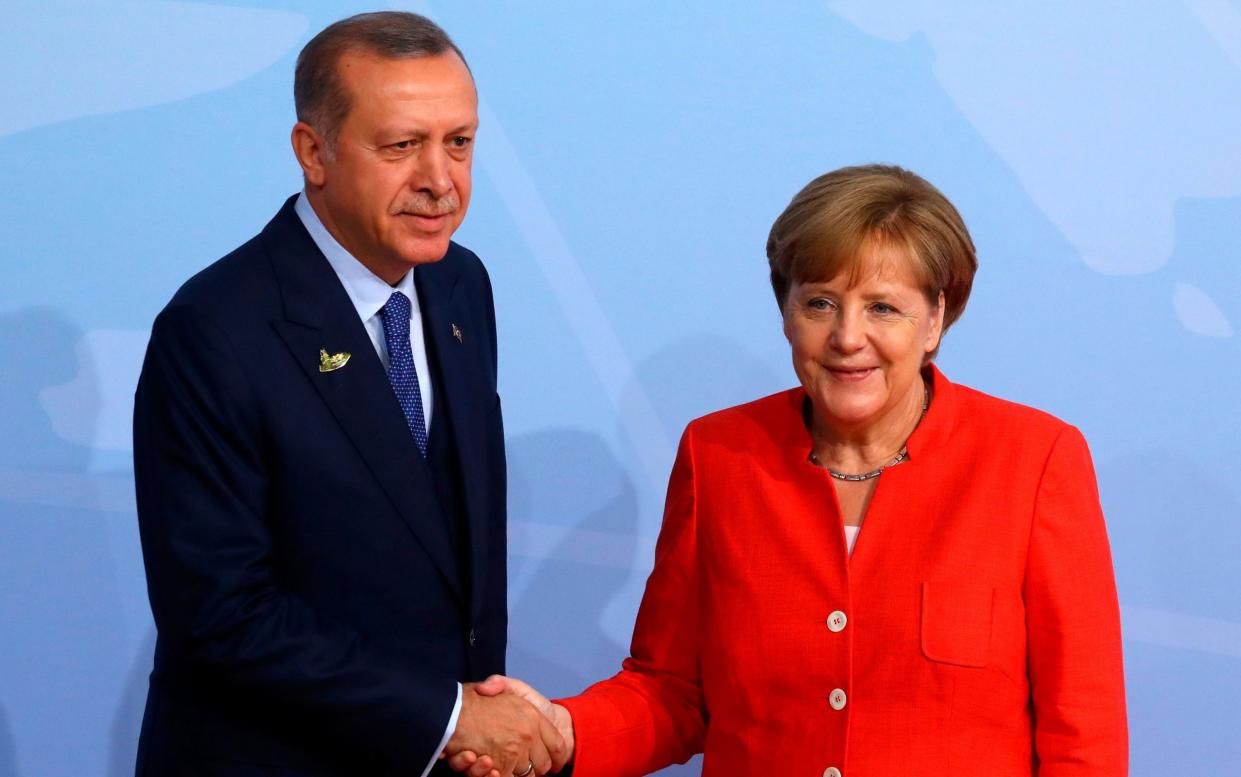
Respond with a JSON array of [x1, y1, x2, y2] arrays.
[[515, 760, 535, 777]]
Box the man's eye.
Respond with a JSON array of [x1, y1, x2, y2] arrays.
[[451, 136, 473, 148], [390, 140, 415, 150]]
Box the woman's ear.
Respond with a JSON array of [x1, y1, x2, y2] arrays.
[[925, 290, 946, 353]]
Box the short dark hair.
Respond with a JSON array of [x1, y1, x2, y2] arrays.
[[294, 11, 469, 147], [766, 164, 977, 359]]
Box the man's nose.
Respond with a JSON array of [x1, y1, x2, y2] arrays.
[[412, 144, 453, 199]]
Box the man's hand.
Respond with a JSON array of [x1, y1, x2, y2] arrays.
[[444, 682, 568, 777], [477, 675, 575, 760], [446, 676, 575, 776]]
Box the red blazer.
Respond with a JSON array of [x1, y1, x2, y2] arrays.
[[561, 366, 1127, 777]]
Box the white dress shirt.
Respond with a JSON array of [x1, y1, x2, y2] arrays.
[[295, 192, 461, 776], [844, 524, 860, 556]]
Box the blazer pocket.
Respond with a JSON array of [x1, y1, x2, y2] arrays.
[[920, 581, 994, 668]]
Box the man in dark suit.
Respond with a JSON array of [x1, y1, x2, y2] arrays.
[[133, 12, 565, 777]]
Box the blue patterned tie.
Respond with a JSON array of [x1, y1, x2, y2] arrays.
[[379, 291, 428, 457]]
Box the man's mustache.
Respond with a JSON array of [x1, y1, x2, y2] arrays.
[[396, 193, 459, 217]]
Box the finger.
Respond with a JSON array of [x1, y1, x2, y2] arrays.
[[492, 745, 521, 777], [538, 712, 568, 772], [446, 751, 477, 772], [527, 716, 561, 775], [466, 754, 495, 777], [527, 737, 552, 776], [551, 703, 576, 759]]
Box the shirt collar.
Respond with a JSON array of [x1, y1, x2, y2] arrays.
[[294, 191, 416, 322]]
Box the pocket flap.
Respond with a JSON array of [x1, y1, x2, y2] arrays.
[[920, 581, 994, 668]]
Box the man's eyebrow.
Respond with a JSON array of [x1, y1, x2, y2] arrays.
[[379, 121, 477, 138], [375, 125, 428, 139]]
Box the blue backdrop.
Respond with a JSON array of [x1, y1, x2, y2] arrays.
[[2, 2, 1239, 775]]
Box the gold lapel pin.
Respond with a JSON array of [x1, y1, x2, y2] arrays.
[[451, 323, 463, 344], [319, 348, 351, 372]]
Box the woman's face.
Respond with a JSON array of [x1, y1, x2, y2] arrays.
[[783, 245, 945, 435]]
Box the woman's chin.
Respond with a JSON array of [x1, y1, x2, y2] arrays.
[[811, 397, 884, 430]]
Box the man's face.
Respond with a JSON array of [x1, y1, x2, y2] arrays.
[[307, 51, 477, 282]]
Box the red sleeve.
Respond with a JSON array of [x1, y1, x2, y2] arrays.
[[1025, 426, 1128, 775], [558, 429, 707, 777]]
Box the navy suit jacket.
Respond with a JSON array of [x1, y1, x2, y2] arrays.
[[133, 196, 507, 776]]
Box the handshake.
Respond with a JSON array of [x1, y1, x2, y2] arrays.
[[442, 676, 575, 777]]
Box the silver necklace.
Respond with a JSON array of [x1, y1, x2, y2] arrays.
[[809, 385, 930, 482]]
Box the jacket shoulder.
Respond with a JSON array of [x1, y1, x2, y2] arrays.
[[445, 240, 485, 271], [443, 241, 492, 292], [164, 233, 279, 325], [949, 381, 1075, 442]]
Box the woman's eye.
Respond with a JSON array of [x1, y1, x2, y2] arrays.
[[871, 302, 897, 315], [808, 298, 832, 311]]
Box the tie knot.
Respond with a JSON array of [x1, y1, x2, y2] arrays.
[[383, 290, 411, 320]]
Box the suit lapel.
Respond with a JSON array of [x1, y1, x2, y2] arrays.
[[417, 261, 491, 622], [262, 198, 464, 603]]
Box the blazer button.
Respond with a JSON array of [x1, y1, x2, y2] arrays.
[[823, 768, 841, 777], [468, 629, 477, 647], [826, 610, 847, 632], [829, 688, 847, 710]]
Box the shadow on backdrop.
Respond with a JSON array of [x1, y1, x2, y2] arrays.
[[626, 333, 789, 448], [1102, 450, 1241, 777], [0, 307, 92, 471], [0, 703, 18, 777], [505, 427, 703, 777], [108, 629, 155, 777], [0, 308, 129, 776], [0, 307, 86, 777], [506, 429, 637, 693]]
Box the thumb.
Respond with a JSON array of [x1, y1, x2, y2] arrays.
[[472, 674, 509, 696]]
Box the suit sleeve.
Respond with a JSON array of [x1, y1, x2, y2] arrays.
[[1025, 426, 1128, 776], [134, 302, 456, 770], [558, 428, 707, 777]]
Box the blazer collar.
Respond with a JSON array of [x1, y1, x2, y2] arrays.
[[904, 363, 958, 460], [262, 196, 336, 329]]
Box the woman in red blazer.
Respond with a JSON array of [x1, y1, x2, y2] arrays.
[[461, 165, 1127, 777]]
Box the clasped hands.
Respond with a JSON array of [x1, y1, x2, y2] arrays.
[[442, 676, 575, 777]]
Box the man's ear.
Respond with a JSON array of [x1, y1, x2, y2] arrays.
[[291, 121, 329, 187]]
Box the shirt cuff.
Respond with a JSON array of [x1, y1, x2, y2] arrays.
[[419, 682, 463, 777]]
